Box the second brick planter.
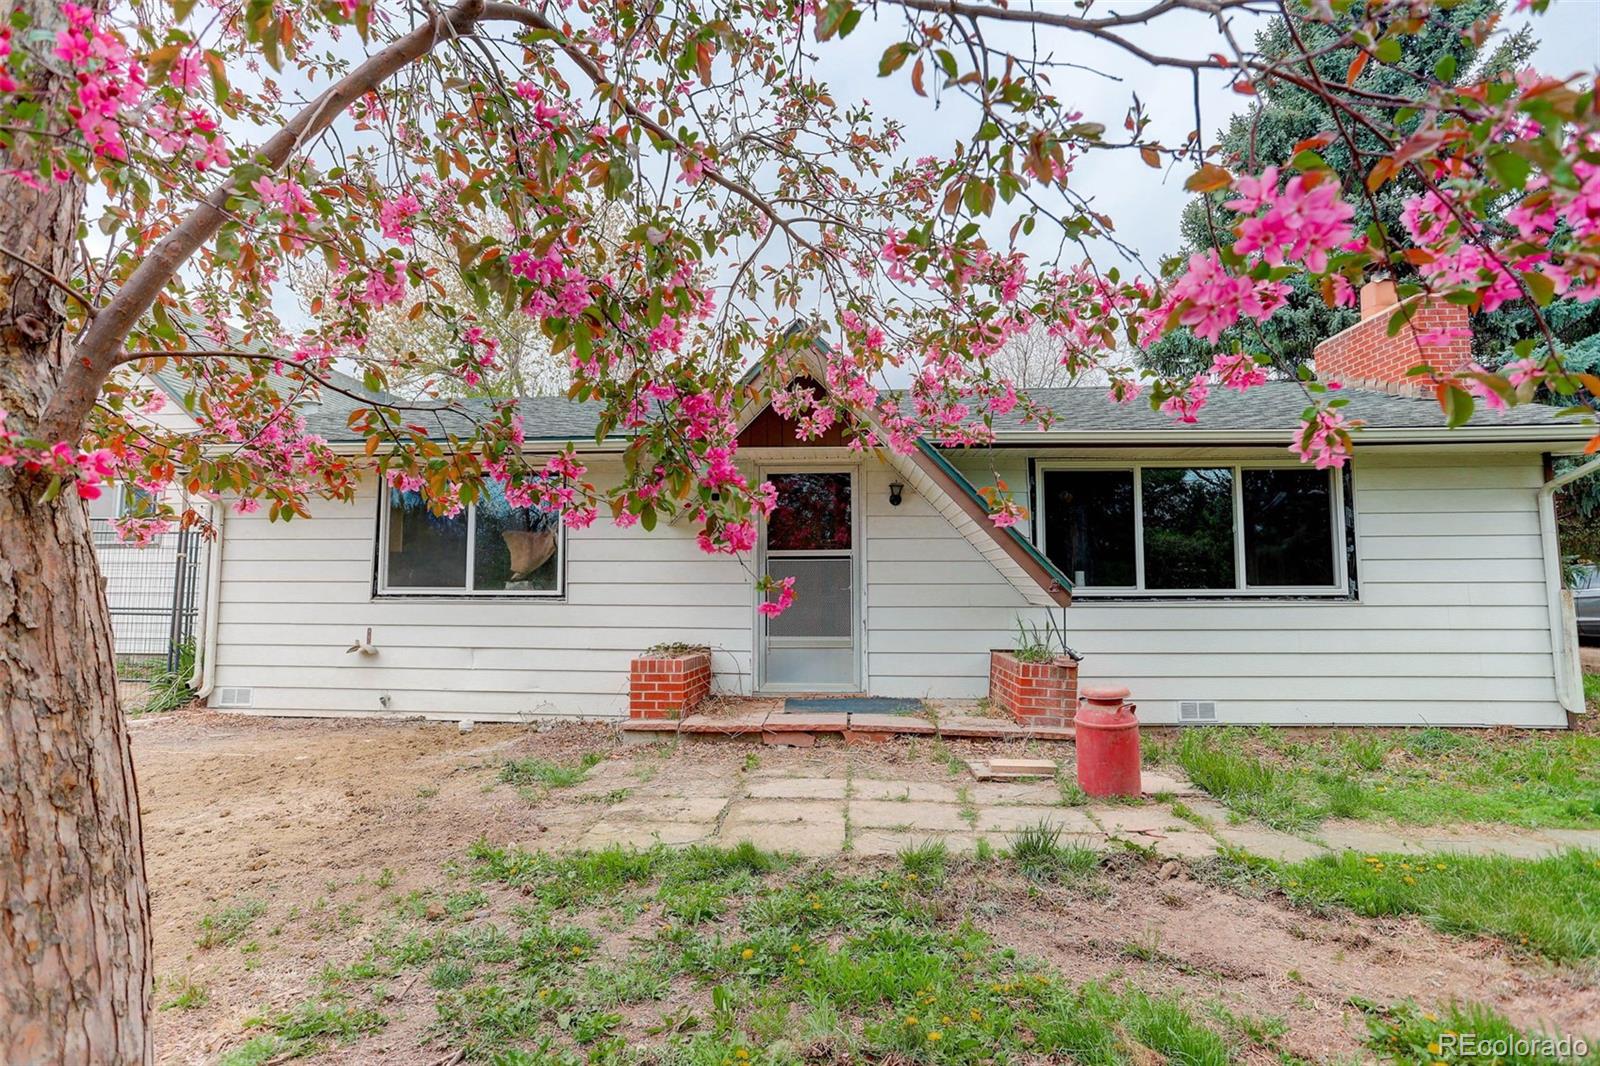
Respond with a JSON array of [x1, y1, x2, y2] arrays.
[[629, 648, 712, 720], [989, 650, 1079, 729]]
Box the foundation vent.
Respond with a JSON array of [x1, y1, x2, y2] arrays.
[[214, 686, 254, 709], [1179, 700, 1217, 723]]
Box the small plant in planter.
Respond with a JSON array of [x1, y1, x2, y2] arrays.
[[1013, 616, 1081, 665], [990, 617, 1082, 728]]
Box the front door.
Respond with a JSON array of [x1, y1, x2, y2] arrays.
[[757, 470, 860, 691]]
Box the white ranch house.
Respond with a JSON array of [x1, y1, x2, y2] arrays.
[[184, 296, 1596, 729]]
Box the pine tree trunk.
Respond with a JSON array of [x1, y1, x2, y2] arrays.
[[0, 0, 153, 1051]]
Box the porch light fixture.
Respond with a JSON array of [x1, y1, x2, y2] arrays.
[[888, 482, 904, 507]]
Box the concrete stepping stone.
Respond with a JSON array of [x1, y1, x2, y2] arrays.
[[607, 795, 728, 822], [852, 779, 961, 803], [936, 716, 1024, 739], [718, 820, 843, 857], [849, 798, 971, 833], [746, 776, 849, 801], [974, 806, 1097, 834], [1315, 821, 1428, 855], [970, 781, 1062, 806], [848, 712, 936, 735], [1139, 770, 1203, 797], [1211, 825, 1327, 863], [851, 829, 979, 856], [580, 820, 714, 848], [721, 800, 846, 839], [762, 712, 849, 732], [679, 711, 769, 736]]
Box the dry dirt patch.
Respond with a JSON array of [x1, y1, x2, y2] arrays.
[[131, 710, 1596, 1064]]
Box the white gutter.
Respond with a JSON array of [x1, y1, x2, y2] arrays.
[[190, 506, 225, 700], [985, 426, 1597, 447], [1539, 456, 1600, 716]]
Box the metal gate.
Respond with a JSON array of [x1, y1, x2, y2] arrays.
[[91, 519, 207, 675]]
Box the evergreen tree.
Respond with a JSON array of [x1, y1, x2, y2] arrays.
[[1142, 1, 1600, 378]]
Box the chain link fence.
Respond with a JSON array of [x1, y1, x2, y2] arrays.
[[92, 519, 208, 695]]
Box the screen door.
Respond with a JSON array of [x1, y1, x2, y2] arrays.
[[758, 471, 859, 690]]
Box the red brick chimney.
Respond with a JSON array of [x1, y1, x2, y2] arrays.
[[1313, 279, 1472, 394]]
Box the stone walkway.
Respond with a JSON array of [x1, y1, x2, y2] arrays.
[[565, 759, 1600, 862]]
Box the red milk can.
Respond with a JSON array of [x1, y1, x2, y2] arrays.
[[1074, 686, 1141, 798]]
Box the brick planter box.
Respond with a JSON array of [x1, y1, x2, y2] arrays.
[[629, 649, 712, 720], [989, 650, 1079, 729]]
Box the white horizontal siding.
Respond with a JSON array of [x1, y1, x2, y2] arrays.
[[211, 460, 753, 721], [209, 447, 1566, 727]]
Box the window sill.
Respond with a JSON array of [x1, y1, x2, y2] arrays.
[[372, 592, 566, 602], [1068, 592, 1358, 604]]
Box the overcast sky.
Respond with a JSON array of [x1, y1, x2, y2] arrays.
[[807, 0, 1600, 275], [252, 1, 1599, 342]]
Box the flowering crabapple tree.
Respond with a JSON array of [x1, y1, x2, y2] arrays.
[[1, 0, 1597, 1057]]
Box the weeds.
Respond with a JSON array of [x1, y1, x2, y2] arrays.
[[1009, 821, 1100, 882], [1362, 1000, 1597, 1065], [197, 899, 267, 949], [499, 752, 603, 790], [159, 976, 209, 1011]]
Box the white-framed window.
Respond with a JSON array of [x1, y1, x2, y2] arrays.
[[1034, 461, 1349, 597], [377, 482, 564, 597]]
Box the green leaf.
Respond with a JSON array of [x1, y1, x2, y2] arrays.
[[1486, 150, 1531, 192], [878, 42, 914, 77], [1440, 385, 1474, 428], [1374, 37, 1401, 64], [1523, 268, 1556, 308], [640, 506, 657, 532], [1434, 53, 1457, 82]]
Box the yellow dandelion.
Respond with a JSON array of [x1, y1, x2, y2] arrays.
[[905, 1015, 919, 1026], [735, 1049, 750, 1061], [1428, 1043, 1442, 1055], [941, 1015, 952, 1025], [741, 948, 755, 959], [928, 1031, 944, 1042], [969, 1008, 982, 1021]]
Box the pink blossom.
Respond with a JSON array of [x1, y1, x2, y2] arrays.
[[758, 576, 797, 617], [379, 194, 423, 244], [365, 269, 407, 307], [1289, 407, 1355, 469], [1227, 169, 1354, 274], [1160, 375, 1210, 424], [1210, 351, 1267, 392], [233, 497, 261, 514]]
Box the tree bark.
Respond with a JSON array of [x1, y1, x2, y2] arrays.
[[0, 0, 152, 1055]]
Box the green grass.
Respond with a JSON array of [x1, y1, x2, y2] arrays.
[[1167, 726, 1600, 831], [1363, 1000, 1599, 1064], [158, 976, 208, 1011], [1249, 849, 1600, 961], [218, 999, 386, 1064], [1585, 672, 1600, 708], [197, 899, 267, 949], [499, 752, 604, 790]]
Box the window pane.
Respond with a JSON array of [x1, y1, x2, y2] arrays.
[[1042, 470, 1136, 587], [1141, 468, 1236, 589], [473, 481, 560, 591], [766, 473, 852, 551], [385, 490, 467, 588], [1243, 469, 1335, 587]]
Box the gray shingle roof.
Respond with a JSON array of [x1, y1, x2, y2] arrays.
[[988, 382, 1580, 434]]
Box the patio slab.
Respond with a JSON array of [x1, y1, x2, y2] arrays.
[[608, 795, 729, 822], [848, 712, 937, 735], [746, 776, 849, 801], [679, 711, 770, 736], [973, 806, 1098, 834], [580, 820, 716, 848], [969, 780, 1062, 806], [849, 798, 972, 833], [852, 779, 962, 803], [760, 712, 849, 732], [936, 716, 1025, 739], [717, 820, 843, 857], [851, 829, 980, 856], [1212, 825, 1327, 863], [721, 799, 845, 830]]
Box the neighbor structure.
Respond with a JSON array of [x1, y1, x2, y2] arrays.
[[186, 290, 1595, 728]]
